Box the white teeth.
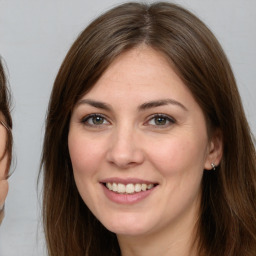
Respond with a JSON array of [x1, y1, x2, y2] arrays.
[[105, 182, 155, 194], [117, 183, 126, 193], [147, 184, 154, 189], [112, 183, 118, 192], [126, 184, 134, 194], [106, 183, 112, 190], [134, 184, 142, 192], [141, 184, 147, 191]]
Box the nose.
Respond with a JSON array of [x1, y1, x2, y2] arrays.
[[106, 126, 144, 169]]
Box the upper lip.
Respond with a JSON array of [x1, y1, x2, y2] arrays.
[[100, 177, 158, 185]]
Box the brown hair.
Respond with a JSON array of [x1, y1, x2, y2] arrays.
[[0, 58, 13, 176], [41, 2, 256, 255]]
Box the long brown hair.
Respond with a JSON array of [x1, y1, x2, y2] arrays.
[[0, 58, 13, 176], [41, 2, 256, 255]]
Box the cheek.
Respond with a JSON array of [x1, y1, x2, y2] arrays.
[[68, 134, 104, 207], [0, 180, 8, 206], [148, 136, 207, 215], [147, 134, 208, 177], [68, 134, 104, 177], [0, 127, 8, 178]]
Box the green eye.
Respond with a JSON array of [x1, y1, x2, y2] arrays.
[[147, 114, 175, 127], [91, 116, 104, 125], [82, 114, 109, 126], [154, 116, 167, 125]]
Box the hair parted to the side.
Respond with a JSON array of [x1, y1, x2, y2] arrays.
[[0, 58, 13, 176], [40, 2, 256, 256]]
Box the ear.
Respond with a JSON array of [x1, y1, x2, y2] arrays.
[[204, 129, 223, 170]]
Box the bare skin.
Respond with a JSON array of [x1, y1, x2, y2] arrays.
[[0, 116, 9, 224]]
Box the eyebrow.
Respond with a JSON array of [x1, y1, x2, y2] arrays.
[[138, 99, 188, 111], [77, 98, 187, 111], [77, 99, 112, 111]]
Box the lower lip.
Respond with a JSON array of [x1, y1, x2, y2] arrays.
[[102, 184, 156, 205]]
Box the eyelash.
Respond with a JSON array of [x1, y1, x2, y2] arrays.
[[80, 113, 176, 128]]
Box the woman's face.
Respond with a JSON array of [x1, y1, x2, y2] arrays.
[[0, 115, 9, 224], [68, 46, 219, 237]]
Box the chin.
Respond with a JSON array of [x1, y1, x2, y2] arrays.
[[101, 215, 153, 237], [108, 225, 149, 237]]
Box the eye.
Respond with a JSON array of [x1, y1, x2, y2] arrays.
[[146, 114, 175, 127], [81, 114, 110, 127]]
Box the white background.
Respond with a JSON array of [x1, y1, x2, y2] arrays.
[[0, 0, 255, 255]]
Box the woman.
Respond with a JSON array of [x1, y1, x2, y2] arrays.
[[0, 59, 13, 224], [41, 2, 256, 255]]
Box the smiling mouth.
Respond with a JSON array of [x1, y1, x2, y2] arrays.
[[104, 182, 158, 194]]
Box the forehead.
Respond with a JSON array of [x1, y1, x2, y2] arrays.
[[81, 46, 195, 107]]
